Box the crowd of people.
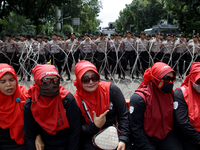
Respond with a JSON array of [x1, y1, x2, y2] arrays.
[[0, 30, 200, 82], [1, 61, 200, 150], [1, 30, 200, 150]]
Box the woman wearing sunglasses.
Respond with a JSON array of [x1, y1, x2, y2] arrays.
[[24, 64, 81, 150], [173, 62, 200, 150], [129, 62, 182, 150], [74, 60, 130, 150], [0, 64, 28, 150]]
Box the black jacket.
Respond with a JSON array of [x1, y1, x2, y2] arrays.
[[24, 92, 81, 150]]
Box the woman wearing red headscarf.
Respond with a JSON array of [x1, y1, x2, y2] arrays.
[[0, 63, 28, 150], [74, 60, 130, 150], [129, 62, 182, 150], [173, 62, 200, 150], [24, 64, 81, 150]]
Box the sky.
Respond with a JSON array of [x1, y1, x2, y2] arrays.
[[97, 0, 133, 28]]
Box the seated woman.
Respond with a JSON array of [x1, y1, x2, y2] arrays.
[[174, 62, 200, 150], [0, 63, 28, 150], [74, 60, 130, 150], [24, 64, 81, 150], [129, 62, 182, 150]]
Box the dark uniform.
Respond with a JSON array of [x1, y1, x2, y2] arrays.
[[47, 33, 63, 78], [173, 34, 187, 77], [162, 34, 174, 65], [122, 31, 135, 78], [4, 34, 18, 72], [109, 33, 123, 78], [136, 32, 148, 78], [95, 33, 110, 80], [64, 33, 79, 80], [80, 34, 94, 62]]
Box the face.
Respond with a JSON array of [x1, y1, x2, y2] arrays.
[[194, 37, 198, 42], [71, 35, 75, 40], [156, 34, 160, 39], [140, 34, 145, 39], [37, 38, 42, 43], [180, 37, 184, 41], [52, 35, 57, 41], [6, 36, 11, 41], [65, 36, 69, 40], [127, 33, 131, 38], [82, 70, 99, 93], [0, 74, 17, 96], [41, 75, 59, 85], [158, 72, 174, 88]]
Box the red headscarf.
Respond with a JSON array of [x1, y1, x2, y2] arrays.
[[74, 60, 111, 124], [135, 62, 176, 139], [179, 62, 200, 131], [0, 63, 28, 144], [29, 64, 69, 135]]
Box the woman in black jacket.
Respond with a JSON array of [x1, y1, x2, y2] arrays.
[[74, 60, 130, 150], [24, 64, 81, 150], [174, 62, 200, 150]]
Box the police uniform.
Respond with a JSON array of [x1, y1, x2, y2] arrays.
[[173, 34, 187, 76], [162, 34, 174, 64], [0, 40, 5, 63], [122, 31, 135, 78], [136, 32, 148, 78], [32, 35, 47, 64], [64, 32, 79, 80], [186, 35, 200, 74], [95, 33, 110, 80], [109, 33, 123, 78], [47, 33, 63, 76], [80, 33, 94, 62], [4, 33, 18, 72], [149, 33, 162, 64]]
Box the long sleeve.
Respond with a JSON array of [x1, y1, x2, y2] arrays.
[[24, 98, 37, 150], [109, 83, 130, 144], [129, 93, 154, 150], [173, 89, 200, 145], [64, 93, 81, 150]]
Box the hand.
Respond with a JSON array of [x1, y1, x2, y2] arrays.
[[93, 110, 109, 128], [117, 142, 126, 150], [35, 134, 44, 150]]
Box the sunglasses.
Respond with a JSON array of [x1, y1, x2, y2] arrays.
[[41, 77, 60, 85], [81, 75, 99, 84], [162, 76, 175, 83]]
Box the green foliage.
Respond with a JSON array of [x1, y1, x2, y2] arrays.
[[115, 0, 200, 34], [0, 13, 36, 37]]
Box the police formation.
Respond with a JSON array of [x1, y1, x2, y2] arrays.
[[0, 31, 200, 81]]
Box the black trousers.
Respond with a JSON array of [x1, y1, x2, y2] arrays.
[[96, 51, 109, 78], [82, 52, 93, 63], [38, 54, 46, 64], [173, 53, 184, 76], [110, 51, 121, 77], [0, 53, 5, 63], [51, 52, 62, 76], [64, 52, 73, 78], [162, 53, 171, 65], [136, 51, 148, 77], [122, 51, 135, 77], [151, 52, 162, 64], [0, 143, 27, 150], [74, 49, 80, 64], [6, 52, 18, 73]]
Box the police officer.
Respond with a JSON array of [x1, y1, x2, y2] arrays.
[[173, 34, 186, 77], [186, 34, 200, 74], [64, 32, 79, 80], [4, 33, 18, 72], [43, 35, 49, 43], [47, 33, 63, 80], [149, 32, 162, 64], [162, 34, 174, 65], [95, 32, 110, 80], [135, 31, 148, 79], [122, 30, 135, 79], [0, 39, 5, 63], [109, 33, 123, 79], [32, 35, 47, 64], [79, 33, 94, 63]]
